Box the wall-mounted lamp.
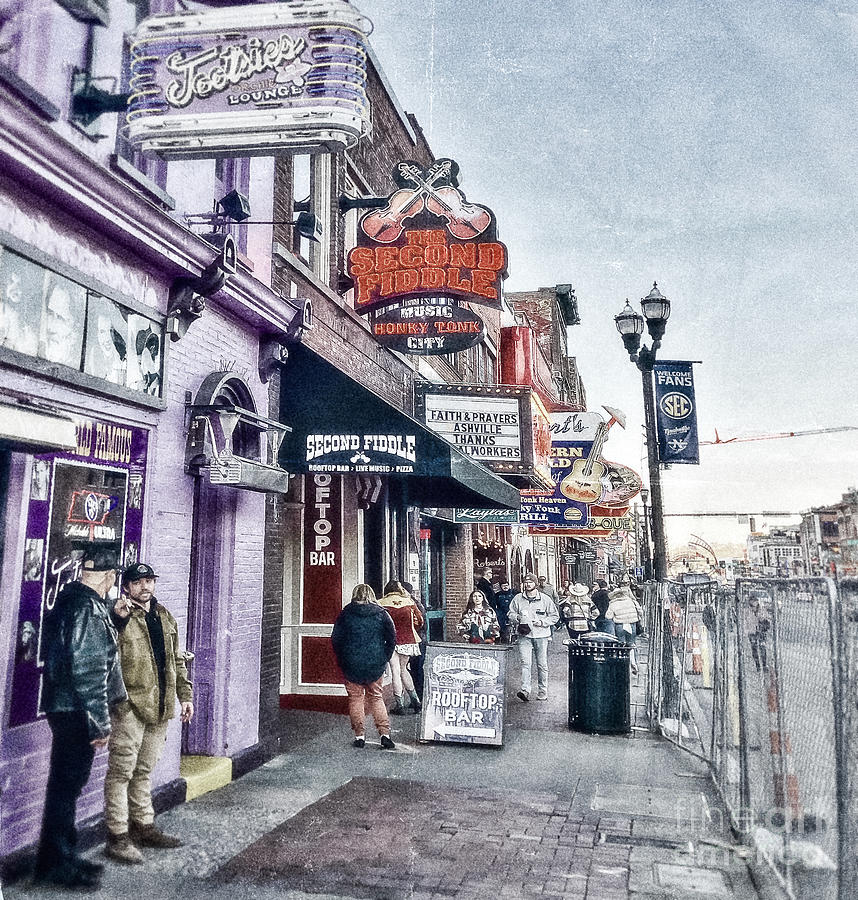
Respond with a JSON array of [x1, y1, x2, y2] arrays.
[[71, 69, 130, 130], [166, 235, 237, 342], [338, 195, 389, 214], [187, 191, 323, 242]]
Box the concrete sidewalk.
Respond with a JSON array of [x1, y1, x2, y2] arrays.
[[5, 634, 759, 899]]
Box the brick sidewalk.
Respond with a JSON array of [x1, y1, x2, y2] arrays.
[[4, 632, 761, 900]]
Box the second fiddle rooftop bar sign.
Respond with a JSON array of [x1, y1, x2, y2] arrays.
[[347, 158, 507, 354]]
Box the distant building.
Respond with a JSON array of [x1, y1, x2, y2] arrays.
[[746, 528, 802, 576], [798, 506, 840, 575]]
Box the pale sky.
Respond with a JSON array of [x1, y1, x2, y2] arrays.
[[358, 0, 858, 554]]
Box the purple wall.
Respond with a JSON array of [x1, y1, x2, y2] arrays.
[[1, 187, 267, 856]]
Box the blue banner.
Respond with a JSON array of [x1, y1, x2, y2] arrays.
[[653, 361, 699, 464]]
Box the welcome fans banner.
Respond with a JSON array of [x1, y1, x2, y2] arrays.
[[653, 361, 700, 465]]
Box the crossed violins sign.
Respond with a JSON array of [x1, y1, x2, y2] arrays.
[[347, 159, 508, 355]]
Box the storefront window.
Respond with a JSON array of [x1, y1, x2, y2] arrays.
[[0, 245, 164, 397], [7, 417, 149, 728]]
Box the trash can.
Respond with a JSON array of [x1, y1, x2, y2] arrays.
[[568, 632, 631, 734]]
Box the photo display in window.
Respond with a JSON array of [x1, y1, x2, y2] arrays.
[[0, 245, 164, 397]]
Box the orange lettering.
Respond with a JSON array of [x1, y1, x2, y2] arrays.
[[472, 269, 497, 299], [348, 246, 375, 277], [394, 269, 419, 293], [447, 269, 471, 293], [400, 245, 424, 267], [375, 246, 399, 272], [448, 243, 476, 267], [420, 267, 446, 289], [477, 242, 506, 271]]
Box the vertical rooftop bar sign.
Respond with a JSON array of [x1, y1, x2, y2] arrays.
[[126, 0, 372, 158]]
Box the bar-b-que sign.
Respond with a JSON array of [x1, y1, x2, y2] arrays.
[[348, 158, 507, 356]]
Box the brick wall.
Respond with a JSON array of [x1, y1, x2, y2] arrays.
[[259, 369, 286, 752], [443, 525, 474, 642]]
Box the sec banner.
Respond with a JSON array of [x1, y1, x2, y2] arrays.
[[653, 361, 700, 464]]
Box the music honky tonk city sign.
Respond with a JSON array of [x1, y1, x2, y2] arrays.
[[347, 158, 508, 355]]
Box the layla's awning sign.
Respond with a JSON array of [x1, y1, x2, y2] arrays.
[[126, 1, 371, 158], [348, 159, 507, 315], [654, 361, 700, 464]]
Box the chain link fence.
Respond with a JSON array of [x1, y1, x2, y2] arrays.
[[645, 576, 858, 900]]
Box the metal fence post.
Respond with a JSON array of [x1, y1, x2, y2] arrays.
[[733, 589, 751, 831], [827, 577, 849, 900], [768, 583, 793, 895]]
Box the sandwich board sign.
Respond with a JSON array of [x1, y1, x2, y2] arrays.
[[418, 642, 508, 746]]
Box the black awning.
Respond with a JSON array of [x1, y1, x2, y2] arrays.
[[279, 345, 520, 511]]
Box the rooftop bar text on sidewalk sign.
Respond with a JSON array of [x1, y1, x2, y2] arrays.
[[419, 643, 509, 746], [653, 360, 700, 465], [126, 0, 372, 158]]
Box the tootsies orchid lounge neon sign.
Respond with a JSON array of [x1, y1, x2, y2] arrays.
[[347, 159, 508, 315], [125, 1, 371, 158]]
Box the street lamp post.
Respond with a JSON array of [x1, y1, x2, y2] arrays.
[[639, 487, 653, 581], [615, 283, 670, 581]]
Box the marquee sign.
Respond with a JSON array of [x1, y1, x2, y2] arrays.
[[372, 298, 485, 355], [416, 383, 553, 490], [126, 1, 371, 158], [348, 159, 508, 314]]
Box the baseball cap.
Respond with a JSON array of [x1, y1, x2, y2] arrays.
[[122, 562, 159, 585], [81, 544, 120, 572]]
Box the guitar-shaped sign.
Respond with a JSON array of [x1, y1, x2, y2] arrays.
[[559, 406, 626, 504]]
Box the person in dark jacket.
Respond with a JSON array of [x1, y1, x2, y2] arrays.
[[591, 579, 615, 635], [494, 580, 515, 643], [35, 544, 126, 890], [402, 581, 427, 698], [331, 584, 397, 750]]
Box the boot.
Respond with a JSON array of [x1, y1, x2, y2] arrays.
[[105, 832, 144, 864], [129, 821, 183, 849], [390, 694, 409, 716], [407, 689, 422, 712]]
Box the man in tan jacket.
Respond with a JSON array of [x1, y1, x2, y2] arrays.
[[104, 563, 193, 864]]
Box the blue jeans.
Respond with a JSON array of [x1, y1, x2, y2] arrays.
[[518, 635, 549, 696]]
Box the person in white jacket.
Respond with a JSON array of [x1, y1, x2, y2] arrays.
[[508, 572, 560, 701], [607, 579, 644, 673]]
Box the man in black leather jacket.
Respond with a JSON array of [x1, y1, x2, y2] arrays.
[[35, 544, 126, 890]]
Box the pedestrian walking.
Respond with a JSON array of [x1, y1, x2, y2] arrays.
[[537, 574, 559, 604], [457, 589, 500, 643], [104, 563, 193, 864], [559, 583, 597, 643], [590, 579, 614, 636], [331, 584, 397, 750], [378, 579, 424, 715], [508, 572, 560, 701], [494, 579, 515, 643], [402, 580, 427, 697], [35, 544, 126, 890], [607, 578, 644, 673]]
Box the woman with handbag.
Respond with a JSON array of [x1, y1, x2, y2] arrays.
[[457, 589, 500, 644], [378, 580, 425, 715], [606, 577, 644, 673]]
